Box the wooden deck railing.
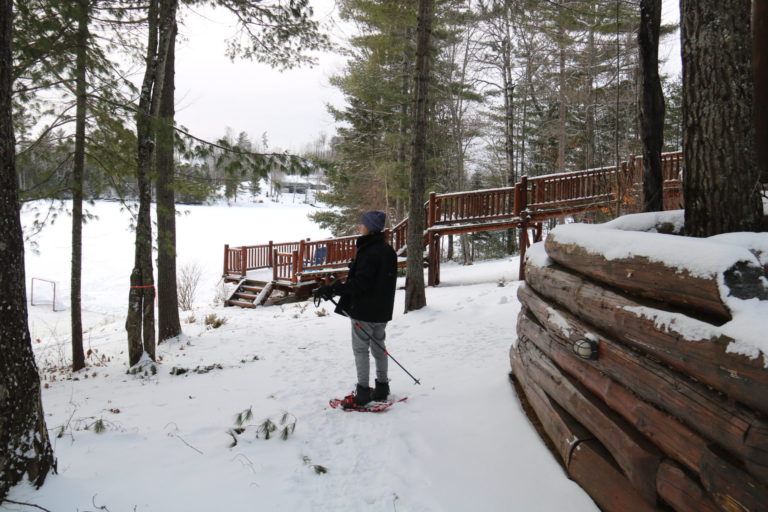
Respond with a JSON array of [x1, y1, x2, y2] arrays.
[[224, 151, 684, 280]]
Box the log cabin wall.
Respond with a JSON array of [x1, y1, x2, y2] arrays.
[[510, 222, 768, 512]]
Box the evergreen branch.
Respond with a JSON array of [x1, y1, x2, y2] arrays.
[[15, 104, 79, 157], [173, 126, 310, 161], [2, 499, 53, 512]]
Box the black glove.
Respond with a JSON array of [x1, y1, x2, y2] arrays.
[[314, 285, 335, 301]]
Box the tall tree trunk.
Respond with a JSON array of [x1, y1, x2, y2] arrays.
[[585, 7, 596, 170], [397, 28, 410, 222], [156, 0, 181, 342], [556, 25, 567, 174], [638, 0, 665, 212], [502, 10, 518, 255], [127, 0, 160, 365], [0, 0, 56, 499], [404, 0, 434, 313], [70, 0, 89, 372], [681, 0, 762, 236], [755, 0, 768, 184]]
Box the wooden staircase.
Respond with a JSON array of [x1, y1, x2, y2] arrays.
[[226, 279, 273, 308]]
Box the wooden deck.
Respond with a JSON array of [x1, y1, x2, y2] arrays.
[[224, 152, 683, 307]]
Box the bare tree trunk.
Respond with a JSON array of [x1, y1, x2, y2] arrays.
[[70, 0, 89, 371], [755, 0, 768, 184], [156, 0, 181, 342], [0, 0, 56, 498], [502, 8, 518, 255], [638, 0, 665, 212], [585, 8, 596, 170], [556, 25, 567, 174], [127, 0, 160, 365], [397, 27, 410, 222], [681, 0, 762, 236], [404, 0, 434, 313]]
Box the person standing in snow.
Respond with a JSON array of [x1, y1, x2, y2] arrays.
[[316, 210, 398, 408]]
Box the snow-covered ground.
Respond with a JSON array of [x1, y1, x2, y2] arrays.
[[6, 196, 598, 511]]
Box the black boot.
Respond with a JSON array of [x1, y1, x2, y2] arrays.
[[347, 384, 372, 408], [372, 380, 390, 401]]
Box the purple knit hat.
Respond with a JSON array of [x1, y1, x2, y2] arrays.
[[360, 211, 386, 233]]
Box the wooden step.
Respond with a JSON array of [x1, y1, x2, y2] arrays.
[[241, 285, 264, 293], [224, 274, 243, 284], [228, 299, 257, 309], [233, 292, 258, 301]]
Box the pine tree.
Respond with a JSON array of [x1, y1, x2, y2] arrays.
[[70, 0, 91, 371], [637, 0, 665, 212], [0, 0, 56, 499], [404, 0, 435, 313], [681, 0, 762, 236], [156, 0, 181, 343]]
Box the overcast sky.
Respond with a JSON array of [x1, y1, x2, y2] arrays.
[[174, 0, 348, 153], [172, 0, 682, 154]]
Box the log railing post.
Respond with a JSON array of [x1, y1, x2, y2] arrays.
[[268, 241, 274, 267], [296, 240, 305, 281], [240, 246, 247, 277], [273, 250, 278, 281], [428, 192, 437, 227], [291, 250, 299, 283], [223, 244, 229, 276]]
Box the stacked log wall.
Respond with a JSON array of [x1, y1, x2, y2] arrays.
[[510, 226, 768, 511]]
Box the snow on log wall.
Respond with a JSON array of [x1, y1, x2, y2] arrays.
[[510, 221, 768, 512]]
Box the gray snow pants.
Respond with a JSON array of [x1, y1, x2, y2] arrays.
[[350, 318, 388, 387]]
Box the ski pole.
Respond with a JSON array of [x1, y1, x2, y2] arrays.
[[326, 297, 421, 385]]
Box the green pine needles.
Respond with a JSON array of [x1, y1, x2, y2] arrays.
[[228, 408, 297, 447]]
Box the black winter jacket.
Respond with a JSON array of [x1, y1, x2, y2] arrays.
[[334, 231, 397, 323]]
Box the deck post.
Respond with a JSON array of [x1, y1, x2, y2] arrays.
[[240, 246, 247, 277], [292, 249, 300, 283], [297, 239, 306, 281], [223, 244, 229, 276], [427, 232, 435, 287], [427, 232, 441, 287], [428, 191, 437, 228], [273, 250, 278, 282], [268, 241, 274, 267], [519, 176, 529, 215], [433, 233, 441, 286]]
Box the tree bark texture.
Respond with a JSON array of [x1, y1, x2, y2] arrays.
[[404, 0, 434, 313], [638, 0, 665, 212], [70, 0, 89, 372], [127, 0, 160, 365], [156, 0, 181, 342], [755, 0, 768, 184], [556, 25, 567, 175], [681, 0, 763, 236], [0, 0, 56, 499]]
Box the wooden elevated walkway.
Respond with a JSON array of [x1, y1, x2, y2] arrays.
[[223, 152, 683, 307]]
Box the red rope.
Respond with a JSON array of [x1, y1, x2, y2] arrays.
[[130, 284, 157, 305]]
